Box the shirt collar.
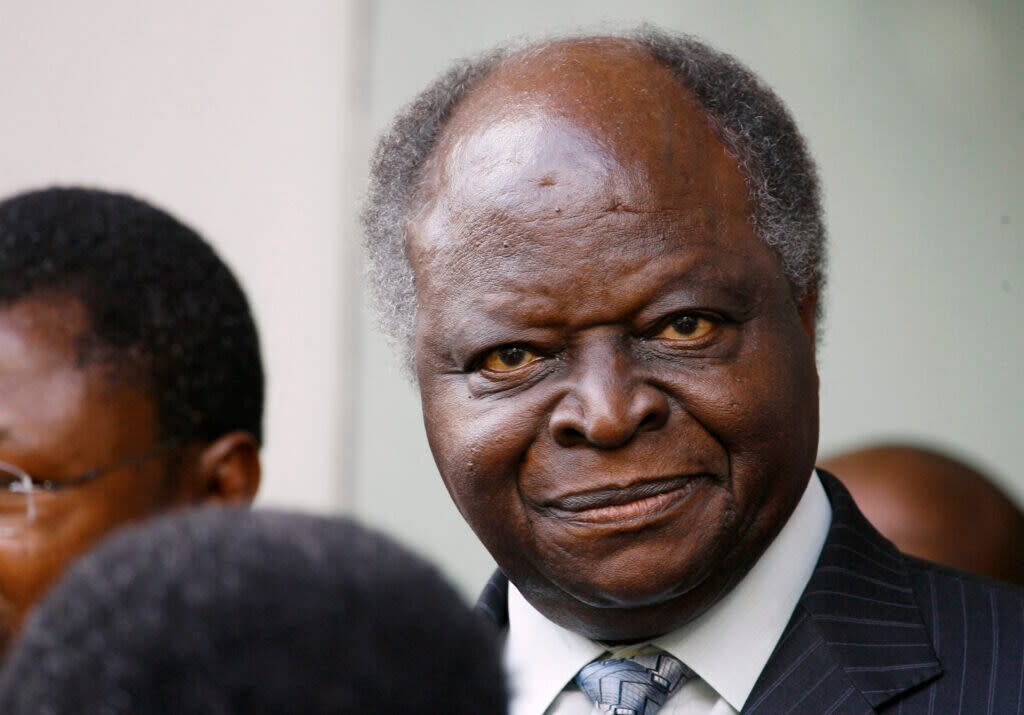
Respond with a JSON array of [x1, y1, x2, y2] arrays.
[[504, 470, 831, 714], [506, 583, 606, 715], [652, 471, 831, 709]]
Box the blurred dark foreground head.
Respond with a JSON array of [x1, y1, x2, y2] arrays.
[[0, 508, 507, 714]]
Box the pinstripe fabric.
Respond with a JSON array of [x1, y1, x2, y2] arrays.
[[477, 471, 1024, 714], [744, 472, 941, 713], [478, 571, 510, 631]]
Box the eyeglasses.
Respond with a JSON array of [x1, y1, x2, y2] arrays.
[[0, 440, 180, 524]]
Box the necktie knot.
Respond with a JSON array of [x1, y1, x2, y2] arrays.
[[575, 646, 693, 715]]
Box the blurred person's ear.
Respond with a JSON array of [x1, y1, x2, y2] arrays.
[[184, 432, 261, 503]]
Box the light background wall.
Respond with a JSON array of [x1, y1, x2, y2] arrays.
[[2, 2, 1021, 598]]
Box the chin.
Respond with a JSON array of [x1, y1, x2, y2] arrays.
[[552, 555, 750, 642], [558, 522, 739, 606], [521, 525, 765, 640], [511, 553, 718, 643], [559, 559, 710, 611], [556, 592, 706, 643]]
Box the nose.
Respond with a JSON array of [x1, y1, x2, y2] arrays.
[[549, 343, 669, 449]]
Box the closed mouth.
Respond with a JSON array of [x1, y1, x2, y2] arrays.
[[542, 475, 703, 525]]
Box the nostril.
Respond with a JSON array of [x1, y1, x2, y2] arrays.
[[556, 426, 587, 447], [638, 407, 667, 433]]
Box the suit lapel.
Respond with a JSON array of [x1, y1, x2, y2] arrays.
[[475, 568, 509, 630], [744, 471, 942, 712]]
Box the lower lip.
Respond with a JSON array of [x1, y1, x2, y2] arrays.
[[548, 479, 700, 527]]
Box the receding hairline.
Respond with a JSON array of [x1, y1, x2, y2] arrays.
[[412, 35, 755, 269], [459, 35, 679, 93], [417, 35, 727, 203]]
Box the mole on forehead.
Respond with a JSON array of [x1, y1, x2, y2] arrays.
[[422, 48, 731, 216], [420, 109, 727, 234]]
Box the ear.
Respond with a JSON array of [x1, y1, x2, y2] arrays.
[[797, 283, 819, 344], [189, 431, 261, 504]]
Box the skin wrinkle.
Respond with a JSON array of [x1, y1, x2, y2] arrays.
[[447, 307, 724, 383], [420, 208, 758, 321], [439, 250, 772, 372], [414, 108, 747, 296]]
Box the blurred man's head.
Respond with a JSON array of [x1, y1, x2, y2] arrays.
[[365, 31, 824, 641], [0, 508, 507, 714], [0, 187, 263, 647], [822, 444, 1024, 586]]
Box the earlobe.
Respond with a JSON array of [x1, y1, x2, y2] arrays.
[[194, 431, 261, 504]]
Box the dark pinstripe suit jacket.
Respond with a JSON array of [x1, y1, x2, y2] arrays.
[[477, 471, 1024, 713]]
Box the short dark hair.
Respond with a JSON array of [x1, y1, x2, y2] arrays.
[[0, 187, 264, 444], [362, 27, 825, 370], [0, 508, 508, 714]]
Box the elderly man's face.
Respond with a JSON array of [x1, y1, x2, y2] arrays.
[[411, 41, 819, 640]]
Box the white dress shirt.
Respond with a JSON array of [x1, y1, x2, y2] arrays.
[[504, 471, 832, 715]]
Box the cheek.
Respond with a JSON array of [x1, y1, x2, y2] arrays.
[[421, 377, 549, 524], [0, 471, 171, 628], [0, 539, 60, 608], [0, 511, 106, 637], [677, 326, 818, 507]]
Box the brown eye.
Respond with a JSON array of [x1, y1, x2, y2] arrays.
[[656, 314, 716, 341], [481, 346, 541, 373]]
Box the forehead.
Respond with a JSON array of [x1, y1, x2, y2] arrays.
[[0, 295, 90, 371], [433, 39, 717, 168], [0, 296, 155, 456], [410, 39, 775, 301]]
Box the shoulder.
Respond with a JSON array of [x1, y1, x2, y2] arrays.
[[903, 553, 1024, 637], [887, 554, 1024, 713], [807, 471, 1024, 712]]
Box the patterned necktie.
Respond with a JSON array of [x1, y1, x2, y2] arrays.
[[575, 645, 694, 715]]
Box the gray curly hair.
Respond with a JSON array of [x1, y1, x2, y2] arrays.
[[362, 27, 826, 373]]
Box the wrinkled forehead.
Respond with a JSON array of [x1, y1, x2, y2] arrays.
[[409, 38, 753, 273]]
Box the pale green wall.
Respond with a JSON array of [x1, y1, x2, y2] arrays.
[[352, 1, 1024, 596]]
